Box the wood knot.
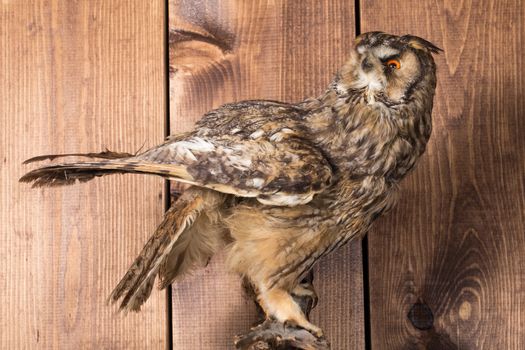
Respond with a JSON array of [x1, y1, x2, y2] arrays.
[[407, 300, 434, 330], [458, 301, 471, 320]]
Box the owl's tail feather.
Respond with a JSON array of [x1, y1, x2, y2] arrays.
[[22, 149, 135, 164], [109, 188, 226, 312], [19, 158, 193, 188], [21, 152, 227, 312], [108, 192, 204, 312]]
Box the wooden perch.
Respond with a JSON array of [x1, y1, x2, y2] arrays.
[[235, 272, 330, 350]]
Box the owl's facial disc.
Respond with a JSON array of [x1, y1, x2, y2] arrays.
[[340, 42, 423, 106]]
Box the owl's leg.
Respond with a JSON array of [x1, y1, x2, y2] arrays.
[[257, 287, 323, 337]]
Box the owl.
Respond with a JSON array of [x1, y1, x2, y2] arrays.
[[21, 32, 441, 337]]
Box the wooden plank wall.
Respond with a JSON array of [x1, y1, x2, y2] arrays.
[[168, 1, 364, 349], [0, 1, 167, 348], [2, 0, 524, 349], [362, 1, 525, 349]]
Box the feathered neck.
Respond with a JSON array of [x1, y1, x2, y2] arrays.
[[301, 71, 436, 181]]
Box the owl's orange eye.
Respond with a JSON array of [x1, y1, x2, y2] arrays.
[[386, 59, 401, 69]]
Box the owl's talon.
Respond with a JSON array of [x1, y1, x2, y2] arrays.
[[282, 319, 293, 329], [283, 319, 324, 338], [303, 323, 324, 338]]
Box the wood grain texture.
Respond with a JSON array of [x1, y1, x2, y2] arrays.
[[169, 1, 364, 348], [0, 1, 166, 348], [362, 1, 525, 349]]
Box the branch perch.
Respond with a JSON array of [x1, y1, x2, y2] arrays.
[[235, 272, 330, 350]]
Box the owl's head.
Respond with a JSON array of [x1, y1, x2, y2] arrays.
[[337, 32, 441, 106]]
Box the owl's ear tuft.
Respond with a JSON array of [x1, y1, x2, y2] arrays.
[[403, 35, 443, 54]]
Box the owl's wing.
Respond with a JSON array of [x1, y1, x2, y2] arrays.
[[20, 100, 332, 206], [135, 131, 332, 206]]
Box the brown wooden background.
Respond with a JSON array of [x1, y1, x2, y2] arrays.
[[1, 0, 523, 349]]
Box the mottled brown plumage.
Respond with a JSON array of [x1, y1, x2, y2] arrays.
[[20, 32, 440, 337]]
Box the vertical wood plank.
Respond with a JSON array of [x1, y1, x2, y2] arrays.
[[169, 1, 364, 348], [0, 1, 167, 348], [362, 1, 525, 349]]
